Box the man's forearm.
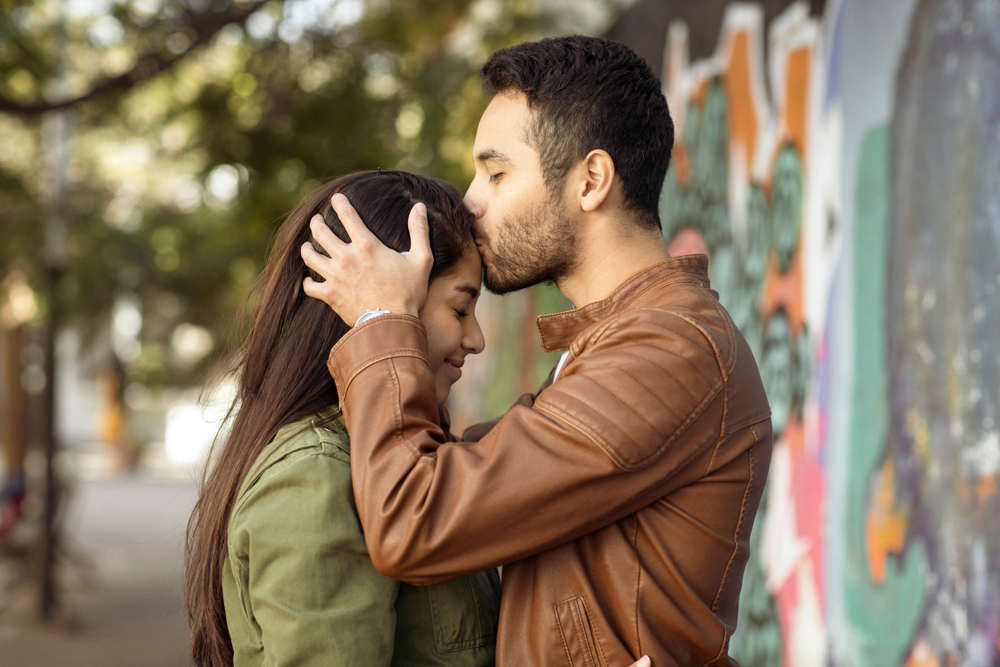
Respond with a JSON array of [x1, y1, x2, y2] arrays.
[[328, 314, 726, 584]]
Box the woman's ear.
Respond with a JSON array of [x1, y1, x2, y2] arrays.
[[576, 149, 615, 213]]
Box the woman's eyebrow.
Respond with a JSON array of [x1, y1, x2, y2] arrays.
[[455, 285, 480, 299]]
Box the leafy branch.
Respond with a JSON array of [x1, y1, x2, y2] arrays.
[[0, 0, 268, 116]]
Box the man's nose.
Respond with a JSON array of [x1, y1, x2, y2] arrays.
[[463, 193, 485, 219]]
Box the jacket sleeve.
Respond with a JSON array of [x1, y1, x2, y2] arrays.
[[229, 450, 399, 666], [328, 313, 727, 585]]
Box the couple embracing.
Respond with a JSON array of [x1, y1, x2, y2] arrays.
[[185, 35, 771, 667]]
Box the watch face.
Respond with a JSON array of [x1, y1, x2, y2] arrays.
[[356, 309, 390, 326]]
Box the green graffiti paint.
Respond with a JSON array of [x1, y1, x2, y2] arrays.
[[843, 123, 928, 667]]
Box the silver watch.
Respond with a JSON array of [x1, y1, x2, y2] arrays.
[[354, 308, 391, 327]]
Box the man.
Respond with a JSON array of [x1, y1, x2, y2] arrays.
[[301, 36, 771, 667]]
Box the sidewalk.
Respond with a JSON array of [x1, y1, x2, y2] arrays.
[[0, 454, 198, 667]]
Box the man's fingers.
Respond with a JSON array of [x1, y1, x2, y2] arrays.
[[331, 193, 378, 246], [309, 214, 347, 258], [302, 275, 323, 299], [406, 202, 433, 266], [301, 240, 335, 276]]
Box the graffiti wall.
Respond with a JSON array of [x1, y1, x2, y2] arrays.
[[616, 0, 1000, 664], [653, 4, 831, 664], [451, 0, 1000, 663]]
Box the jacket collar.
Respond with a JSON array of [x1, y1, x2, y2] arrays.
[[536, 254, 711, 352]]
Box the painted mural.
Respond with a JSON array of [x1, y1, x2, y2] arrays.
[[451, 0, 1000, 663], [880, 0, 1000, 663], [658, 4, 833, 665], [654, 0, 1000, 665]]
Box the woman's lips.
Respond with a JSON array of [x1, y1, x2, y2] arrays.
[[445, 358, 463, 381]]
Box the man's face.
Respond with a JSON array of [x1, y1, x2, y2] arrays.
[[464, 93, 577, 295]]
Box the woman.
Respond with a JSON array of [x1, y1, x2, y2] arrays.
[[185, 170, 498, 667]]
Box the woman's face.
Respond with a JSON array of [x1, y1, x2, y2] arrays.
[[419, 248, 486, 405]]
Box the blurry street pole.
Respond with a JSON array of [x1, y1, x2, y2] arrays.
[[38, 108, 70, 622], [38, 0, 71, 620]]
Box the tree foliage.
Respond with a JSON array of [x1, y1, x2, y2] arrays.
[[0, 0, 570, 388]]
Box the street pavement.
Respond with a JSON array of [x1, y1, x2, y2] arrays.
[[0, 459, 198, 667]]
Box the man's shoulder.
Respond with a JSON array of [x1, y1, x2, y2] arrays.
[[579, 285, 737, 377]]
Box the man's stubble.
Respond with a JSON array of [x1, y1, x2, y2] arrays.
[[479, 198, 578, 296]]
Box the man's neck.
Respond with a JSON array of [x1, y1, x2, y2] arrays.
[[555, 225, 672, 308]]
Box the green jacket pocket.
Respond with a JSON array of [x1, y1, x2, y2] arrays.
[[427, 571, 500, 653]]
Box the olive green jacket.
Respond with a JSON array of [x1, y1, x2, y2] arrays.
[[221, 409, 500, 667]]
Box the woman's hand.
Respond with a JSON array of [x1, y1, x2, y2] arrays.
[[301, 193, 434, 325], [629, 656, 650, 667]]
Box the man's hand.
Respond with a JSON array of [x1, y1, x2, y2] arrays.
[[301, 193, 433, 325]]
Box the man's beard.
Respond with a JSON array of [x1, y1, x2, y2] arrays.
[[479, 201, 577, 296]]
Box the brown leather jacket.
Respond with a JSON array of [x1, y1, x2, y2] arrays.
[[327, 255, 772, 667]]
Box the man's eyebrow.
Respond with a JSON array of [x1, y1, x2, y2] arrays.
[[476, 148, 513, 164], [455, 285, 480, 299]]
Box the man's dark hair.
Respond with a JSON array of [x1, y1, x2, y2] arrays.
[[481, 35, 674, 230]]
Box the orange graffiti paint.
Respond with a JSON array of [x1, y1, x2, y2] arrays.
[[784, 46, 812, 162], [866, 459, 909, 585], [761, 245, 805, 336], [723, 30, 759, 175], [903, 639, 941, 667], [672, 143, 691, 186]]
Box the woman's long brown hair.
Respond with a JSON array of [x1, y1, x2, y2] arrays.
[[184, 170, 475, 667]]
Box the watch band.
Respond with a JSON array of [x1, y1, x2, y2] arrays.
[[354, 308, 391, 327]]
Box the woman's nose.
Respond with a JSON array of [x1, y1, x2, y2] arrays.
[[464, 317, 485, 355]]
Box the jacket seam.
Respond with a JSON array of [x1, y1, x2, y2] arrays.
[[710, 425, 758, 615], [233, 447, 346, 517], [725, 410, 772, 436], [623, 277, 707, 312], [589, 598, 610, 667], [602, 320, 717, 389], [340, 349, 426, 397], [575, 373, 663, 438], [706, 358, 729, 475], [704, 631, 731, 667], [673, 314, 729, 385], [703, 424, 723, 478], [388, 358, 421, 457], [617, 365, 688, 420], [717, 300, 737, 376], [536, 402, 724, 536], [633, 515, 642, 658], [535, 382, 722, 479], [555, 601, 575, 667], [614, 348, 699, 405], [537, 273, 706, 347], [230, 554, 262, 649], [572, 602, 596, 667]]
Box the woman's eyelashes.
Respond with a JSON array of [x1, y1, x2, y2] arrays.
[[488, 172, 503, 184]]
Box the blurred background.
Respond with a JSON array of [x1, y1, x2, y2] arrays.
[[1, 0, 998, 665]]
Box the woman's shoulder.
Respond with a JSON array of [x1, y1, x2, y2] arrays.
[[233, 407, 351, 511]]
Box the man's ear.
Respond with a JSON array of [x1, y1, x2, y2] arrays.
[[576, 149, 615, 212]]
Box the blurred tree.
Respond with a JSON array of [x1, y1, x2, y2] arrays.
[[0, 0, 612, 390]]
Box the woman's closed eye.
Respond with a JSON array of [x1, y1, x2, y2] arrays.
[[488, 172, 503, 184]]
